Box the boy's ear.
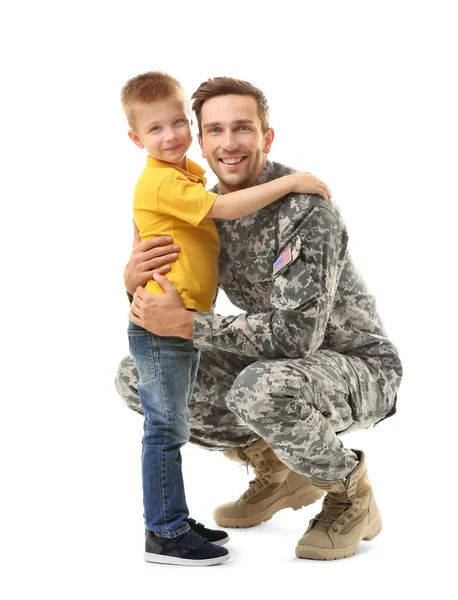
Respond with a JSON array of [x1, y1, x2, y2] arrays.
[[128, 130, 144, 149], [197, 134, 205, 158], [263, 128, 274, 155]]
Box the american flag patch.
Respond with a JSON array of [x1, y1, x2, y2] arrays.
[[273, 249, 292, 275]]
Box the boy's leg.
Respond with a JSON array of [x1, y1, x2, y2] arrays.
[[116, 347, 331, 528], [128, 323, 196, 537], [115, 347, 259, 450]]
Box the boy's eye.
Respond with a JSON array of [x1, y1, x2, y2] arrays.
[[175, 118, 185, 124], [150, 126, 161, 132]]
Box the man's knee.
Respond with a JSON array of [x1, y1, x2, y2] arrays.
[[114, 355, 144, 416], [226, 360, 311, 423]]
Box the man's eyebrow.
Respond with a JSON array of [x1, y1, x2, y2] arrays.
[[203, 121, 221, 129], [202, 119, 255, 129]]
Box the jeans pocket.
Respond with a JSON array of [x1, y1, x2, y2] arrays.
[[128, 328, 156, 383]]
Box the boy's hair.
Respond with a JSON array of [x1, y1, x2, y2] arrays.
[[121, 71, 189, 130], [191, 77, 270, 136]]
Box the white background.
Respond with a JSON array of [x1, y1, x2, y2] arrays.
[[1, 1, 456, 598]]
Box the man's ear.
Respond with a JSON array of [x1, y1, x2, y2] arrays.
[[263, 128, 275, 154], [128, 130, 144, 150], [197, 134, 206, 158]]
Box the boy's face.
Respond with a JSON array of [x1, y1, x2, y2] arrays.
[[128, 97, 192, 168], [198, 94, 274, 193]]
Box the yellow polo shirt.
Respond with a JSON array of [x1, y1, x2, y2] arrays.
[[133, 156, 220, 312]]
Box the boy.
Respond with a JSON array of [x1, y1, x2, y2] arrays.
[[121, 71, 331, 566]]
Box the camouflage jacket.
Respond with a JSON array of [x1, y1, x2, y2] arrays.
[[194, 161, 402, 389]]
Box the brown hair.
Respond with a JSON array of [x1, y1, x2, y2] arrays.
[[121, 71, 189, 130], [191, 77, 270, 136]]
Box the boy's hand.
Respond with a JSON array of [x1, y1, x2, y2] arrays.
[[290, 173, 332, 200], [129, 275, 193, 339], [124, 220, 180, 296]]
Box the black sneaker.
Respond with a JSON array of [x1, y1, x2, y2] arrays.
[[185, 518, 230, 546], [145, 530, 229, 566]]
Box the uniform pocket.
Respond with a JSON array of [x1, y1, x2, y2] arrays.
[[271, 236, 324, 310], [127, 326, 156, 383], [244, 256, 276, 283]]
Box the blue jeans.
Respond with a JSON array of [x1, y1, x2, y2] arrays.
[[127, 321, 200, 538]]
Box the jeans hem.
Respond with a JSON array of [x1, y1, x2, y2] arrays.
[[148, 522, 191, 539]]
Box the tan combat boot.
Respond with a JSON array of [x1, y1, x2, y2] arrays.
[[213, 438, 324, 528], [295, 450, 382, 560]]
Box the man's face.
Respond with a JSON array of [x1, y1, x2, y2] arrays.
[[198, 95, 274, 192]]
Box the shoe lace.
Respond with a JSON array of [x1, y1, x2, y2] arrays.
[[312, 491, 354, 530], [242, 460, 271, 499]]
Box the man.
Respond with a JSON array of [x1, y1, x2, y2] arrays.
[[116, 77, 402, 560]]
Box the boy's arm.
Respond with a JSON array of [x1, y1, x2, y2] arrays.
[[207, 173, 331, 220]]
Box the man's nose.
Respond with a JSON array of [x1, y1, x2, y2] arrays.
[[220, 130, 238, 151]]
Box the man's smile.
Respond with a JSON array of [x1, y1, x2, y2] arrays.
[[218, 156, 247, 167]]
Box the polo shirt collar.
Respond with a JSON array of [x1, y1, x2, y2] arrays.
[[146, 155, 206, 180]]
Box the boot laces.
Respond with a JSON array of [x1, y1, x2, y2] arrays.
[[242, 460, 271, 499], [312, 491, 354, 530]]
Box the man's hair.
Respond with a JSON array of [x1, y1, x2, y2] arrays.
[[191, 77, 270, 136], [121, 71, 189, 130]]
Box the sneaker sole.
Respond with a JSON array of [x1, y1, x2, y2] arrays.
[[295, 516, 383, 560], [144, 552, 230, 567], [212, 535, 230, 546], [214, 485, 324, 528]]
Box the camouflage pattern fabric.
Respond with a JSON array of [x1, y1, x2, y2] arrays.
[[115, 161, 402, 483]]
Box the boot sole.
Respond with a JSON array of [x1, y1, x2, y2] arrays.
[[144, 552, 230, 567], [214, 485, 324, 528], [295, 515, 383, 561]]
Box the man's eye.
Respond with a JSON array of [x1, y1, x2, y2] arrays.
[[208, 128, 220, 133], [238, 126, 250, 131]]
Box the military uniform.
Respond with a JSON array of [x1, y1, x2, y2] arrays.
[[116, 161, 402, 483]]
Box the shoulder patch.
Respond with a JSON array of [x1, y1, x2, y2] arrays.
[[273, 248, 292, 275]]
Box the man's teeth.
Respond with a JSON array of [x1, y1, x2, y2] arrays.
[[221, 157, 244, 164]]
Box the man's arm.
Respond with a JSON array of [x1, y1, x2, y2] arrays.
[[193, 206, 348, 359], [132, 206, 348, 358]]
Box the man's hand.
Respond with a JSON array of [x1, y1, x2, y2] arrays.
[[124, 220, 181, 296], [129, 274, 194, 340]]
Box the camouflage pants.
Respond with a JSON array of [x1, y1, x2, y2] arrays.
[[115, 347, 394, 483]]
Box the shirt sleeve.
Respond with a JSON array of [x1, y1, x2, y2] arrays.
[[157, 173, 218, 226], [193, 206, 348, 358]]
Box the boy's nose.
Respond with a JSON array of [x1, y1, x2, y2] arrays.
[[165, 128, 178, 142]]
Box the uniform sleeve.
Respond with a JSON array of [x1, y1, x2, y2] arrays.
[[193, 206, 348, 358], [157, 173, 218, 226]]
